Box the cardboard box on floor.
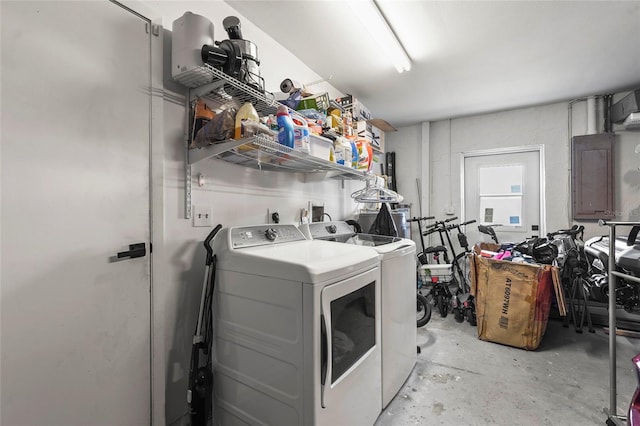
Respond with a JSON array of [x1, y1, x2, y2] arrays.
[[469, 243, 565, 350]]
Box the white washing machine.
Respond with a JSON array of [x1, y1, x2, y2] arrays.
[[300, 221, 417, 408], [210, 224, 382, 425]]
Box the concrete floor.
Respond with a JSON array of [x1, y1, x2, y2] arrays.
[[376, 314, 640, 426]]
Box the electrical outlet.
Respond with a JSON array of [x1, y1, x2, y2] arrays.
[[193, 205, 212, 227], [300, 208, 310, 224], [267, 208, 280, 224]]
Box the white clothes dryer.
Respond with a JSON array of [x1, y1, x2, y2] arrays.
[[210, 224, 382, 425], [300, 221, 417, 409]]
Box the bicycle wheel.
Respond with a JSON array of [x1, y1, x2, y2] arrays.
[[436, 290, 448, 317], [466, 308, 477, 326], [453, 252, 472, 294], [416, 293, 431, 327], [453, 302, 465, 323]]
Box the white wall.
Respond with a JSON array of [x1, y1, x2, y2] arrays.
[[384, 123, 430, 250], [141, 1, 365, 424], [386, 98, 640, 249]]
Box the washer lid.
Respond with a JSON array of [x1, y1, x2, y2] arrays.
[[300, 221, 356, 240], [214, 228, 380, 283], [353, 235, 416, 257], [302, 221, 414, 257]]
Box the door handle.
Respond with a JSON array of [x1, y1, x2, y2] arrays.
[[117, 243, 146, 259]]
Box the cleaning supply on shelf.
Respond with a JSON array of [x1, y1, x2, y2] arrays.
[[334, 136, 353, 167], [356, 139, 373, 171], [265, 114, 279, 131], [276, 105, 295, 148], [291, 113, 310, 153], [349, 137, 359, 169], [328, 146, 336, 163], [235, 102, 259, 140]]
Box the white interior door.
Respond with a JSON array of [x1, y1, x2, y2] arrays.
[[1, 2, 152, 424], [463, 148, 544, 245]]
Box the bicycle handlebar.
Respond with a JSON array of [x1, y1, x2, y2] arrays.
[[407, 216, 435, 223], [547, 225, 584, 238], [457, 219, 476, 227], [422, 217, 477, 234], [422, 227, 441, 236]]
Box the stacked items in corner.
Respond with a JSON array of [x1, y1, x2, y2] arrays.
[[470, 242, 564, 350]]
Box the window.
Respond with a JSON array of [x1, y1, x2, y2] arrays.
[[478, 164, 524, 227]]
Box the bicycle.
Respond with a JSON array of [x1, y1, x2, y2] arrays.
[[445, 219, 477, 325], [547, 225, 594, 333], [422, 217, 477, 324], [407, 216, 436, 266], [417, 246, 454, 318], [407, 216, 436, 327], [416, 279, 432, 327]]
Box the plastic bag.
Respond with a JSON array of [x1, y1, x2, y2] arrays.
[[191, 107, 237, 149], [367, 203, 398, 237]]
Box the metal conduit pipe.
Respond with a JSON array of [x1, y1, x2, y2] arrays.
[[587, 96, 598, 134]]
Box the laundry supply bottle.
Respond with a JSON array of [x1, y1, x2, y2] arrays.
[[235, 102, 260, 140], [356, 139, 373, 171], [328, 146, 336, 163], [348, 137, 359, 169], [276, 105, 295, 148], [291, 113, 310, 153], [334, 136, 353, 167]]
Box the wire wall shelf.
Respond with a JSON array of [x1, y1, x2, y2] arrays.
[[186, 64, 281, 116], [179, 64, 370, 218], [189, 134, 367, 180]]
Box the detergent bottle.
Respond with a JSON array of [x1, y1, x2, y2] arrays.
[[235, 102, 259, 140], [276, 105, 294, 148], [328, 146, 336, 163], [349, 137, 359, 169], [356, 139, 373, 171], [334, 136, 353, 167], [291, 112, 310, 153]]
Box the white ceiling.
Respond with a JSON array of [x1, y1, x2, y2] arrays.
[[226, 0, 640, 128]]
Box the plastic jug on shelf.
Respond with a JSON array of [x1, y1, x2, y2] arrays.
[[349, 137, 359, 169], [334, 136, 353, 167], [291, 112, 310, 153], [235, 102, 259, 140], [356, 139, 373, 172], [276, 105, 295, 148]]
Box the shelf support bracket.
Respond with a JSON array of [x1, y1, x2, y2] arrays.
[[190, 80, 226, 100], [184, 89, 192, 219]]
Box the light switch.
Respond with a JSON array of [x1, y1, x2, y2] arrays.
[[193, 205, 212, 227]]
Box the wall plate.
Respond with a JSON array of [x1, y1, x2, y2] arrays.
[[193, 205, 212, 227]]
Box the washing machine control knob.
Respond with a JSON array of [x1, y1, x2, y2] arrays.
[[327, 224, 337, 234], [265, 228, 278, 241]]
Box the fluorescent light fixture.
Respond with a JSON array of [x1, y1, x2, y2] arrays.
[[348, 0, 411, 73]]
